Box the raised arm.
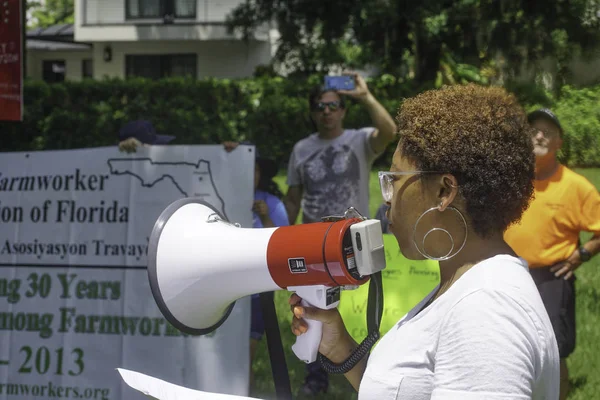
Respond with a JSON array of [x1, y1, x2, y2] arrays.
[[338, 72, 397, 154]]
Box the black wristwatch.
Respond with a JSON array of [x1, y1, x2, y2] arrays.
[[579, 246, 592, 262]]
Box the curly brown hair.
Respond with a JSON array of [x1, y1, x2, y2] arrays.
[[397, 84, 535, 238]]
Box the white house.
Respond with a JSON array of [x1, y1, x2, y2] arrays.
[[26, 0, 278, 82], [26, 24, 93, 82]]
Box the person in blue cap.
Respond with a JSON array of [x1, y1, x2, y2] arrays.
[[117, 120, 175, 153]]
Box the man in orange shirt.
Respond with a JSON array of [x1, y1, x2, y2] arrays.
[[504, 109, 600, 400]]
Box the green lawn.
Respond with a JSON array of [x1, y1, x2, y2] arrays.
[[253, 168, 600, 400], [566, 168, 600, 400]]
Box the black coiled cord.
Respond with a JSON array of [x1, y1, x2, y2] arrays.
[[317, 330, 380, 374], [318, 271, 384, 374]]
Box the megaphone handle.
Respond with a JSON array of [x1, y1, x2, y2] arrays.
[[291, 299, 323, 364]]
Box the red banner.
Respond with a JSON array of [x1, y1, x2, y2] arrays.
[[0, 0, 23, 121]]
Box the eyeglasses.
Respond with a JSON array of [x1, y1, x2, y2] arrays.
[[312, 101, 342, 112], [532, 128, 561, 139], [378, 171, 440, 202]]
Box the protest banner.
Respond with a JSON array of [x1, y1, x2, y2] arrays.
[[0, 145, 254, 400], [339, 234, 440, 342]]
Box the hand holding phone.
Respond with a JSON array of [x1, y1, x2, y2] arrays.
[[324, 76, 356, 91]]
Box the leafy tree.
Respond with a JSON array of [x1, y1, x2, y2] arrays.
[[27, 0, 74, 29], [226, 0, 600, 86]]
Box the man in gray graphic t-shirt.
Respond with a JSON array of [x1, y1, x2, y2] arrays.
[[288, 127, 376, 222], [285, 72, 397, 225], [284, 72, 397, 396]]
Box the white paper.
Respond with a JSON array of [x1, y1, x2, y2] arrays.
[[117, 368, 263, 400]]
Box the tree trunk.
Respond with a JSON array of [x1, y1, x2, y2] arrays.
[[413, 22, 442, 85]]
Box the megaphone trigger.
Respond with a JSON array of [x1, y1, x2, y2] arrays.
[[288, 285, 341, 364]]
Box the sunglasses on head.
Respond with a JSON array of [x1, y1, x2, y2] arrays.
[[312, 101, 343, 112]]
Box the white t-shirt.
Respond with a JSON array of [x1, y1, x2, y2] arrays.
[[286, 128, 378, 223], [359, 254, 559, 400]]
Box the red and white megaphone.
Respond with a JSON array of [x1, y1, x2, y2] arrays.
[[147, 198, 386, 365]]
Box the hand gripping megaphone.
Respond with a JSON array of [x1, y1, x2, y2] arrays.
[[147, 198, 385, 370]]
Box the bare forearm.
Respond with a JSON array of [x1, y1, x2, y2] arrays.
[[584, 235, 600, 258], [283, 186, 303, 225], [326, 335, 368, 391], [284, 199, 300, 225], [362, 94, 396, 147]]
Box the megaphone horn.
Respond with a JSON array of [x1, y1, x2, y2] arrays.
[[148, 198, 386, 364]]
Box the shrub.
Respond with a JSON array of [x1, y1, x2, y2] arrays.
[[1, 77, 598, 167]]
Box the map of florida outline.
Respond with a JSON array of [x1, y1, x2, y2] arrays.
[[106, 157, 227, 218]]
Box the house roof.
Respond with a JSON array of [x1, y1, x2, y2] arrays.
[[27, 23, 75, 42], [26, 23, 91, 51], [26, 39, 91, 51]]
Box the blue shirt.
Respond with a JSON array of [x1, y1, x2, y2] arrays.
[[253, 190, 289, 228]]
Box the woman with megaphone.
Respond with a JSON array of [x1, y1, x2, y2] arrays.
[[289, 84, 560, 399]]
